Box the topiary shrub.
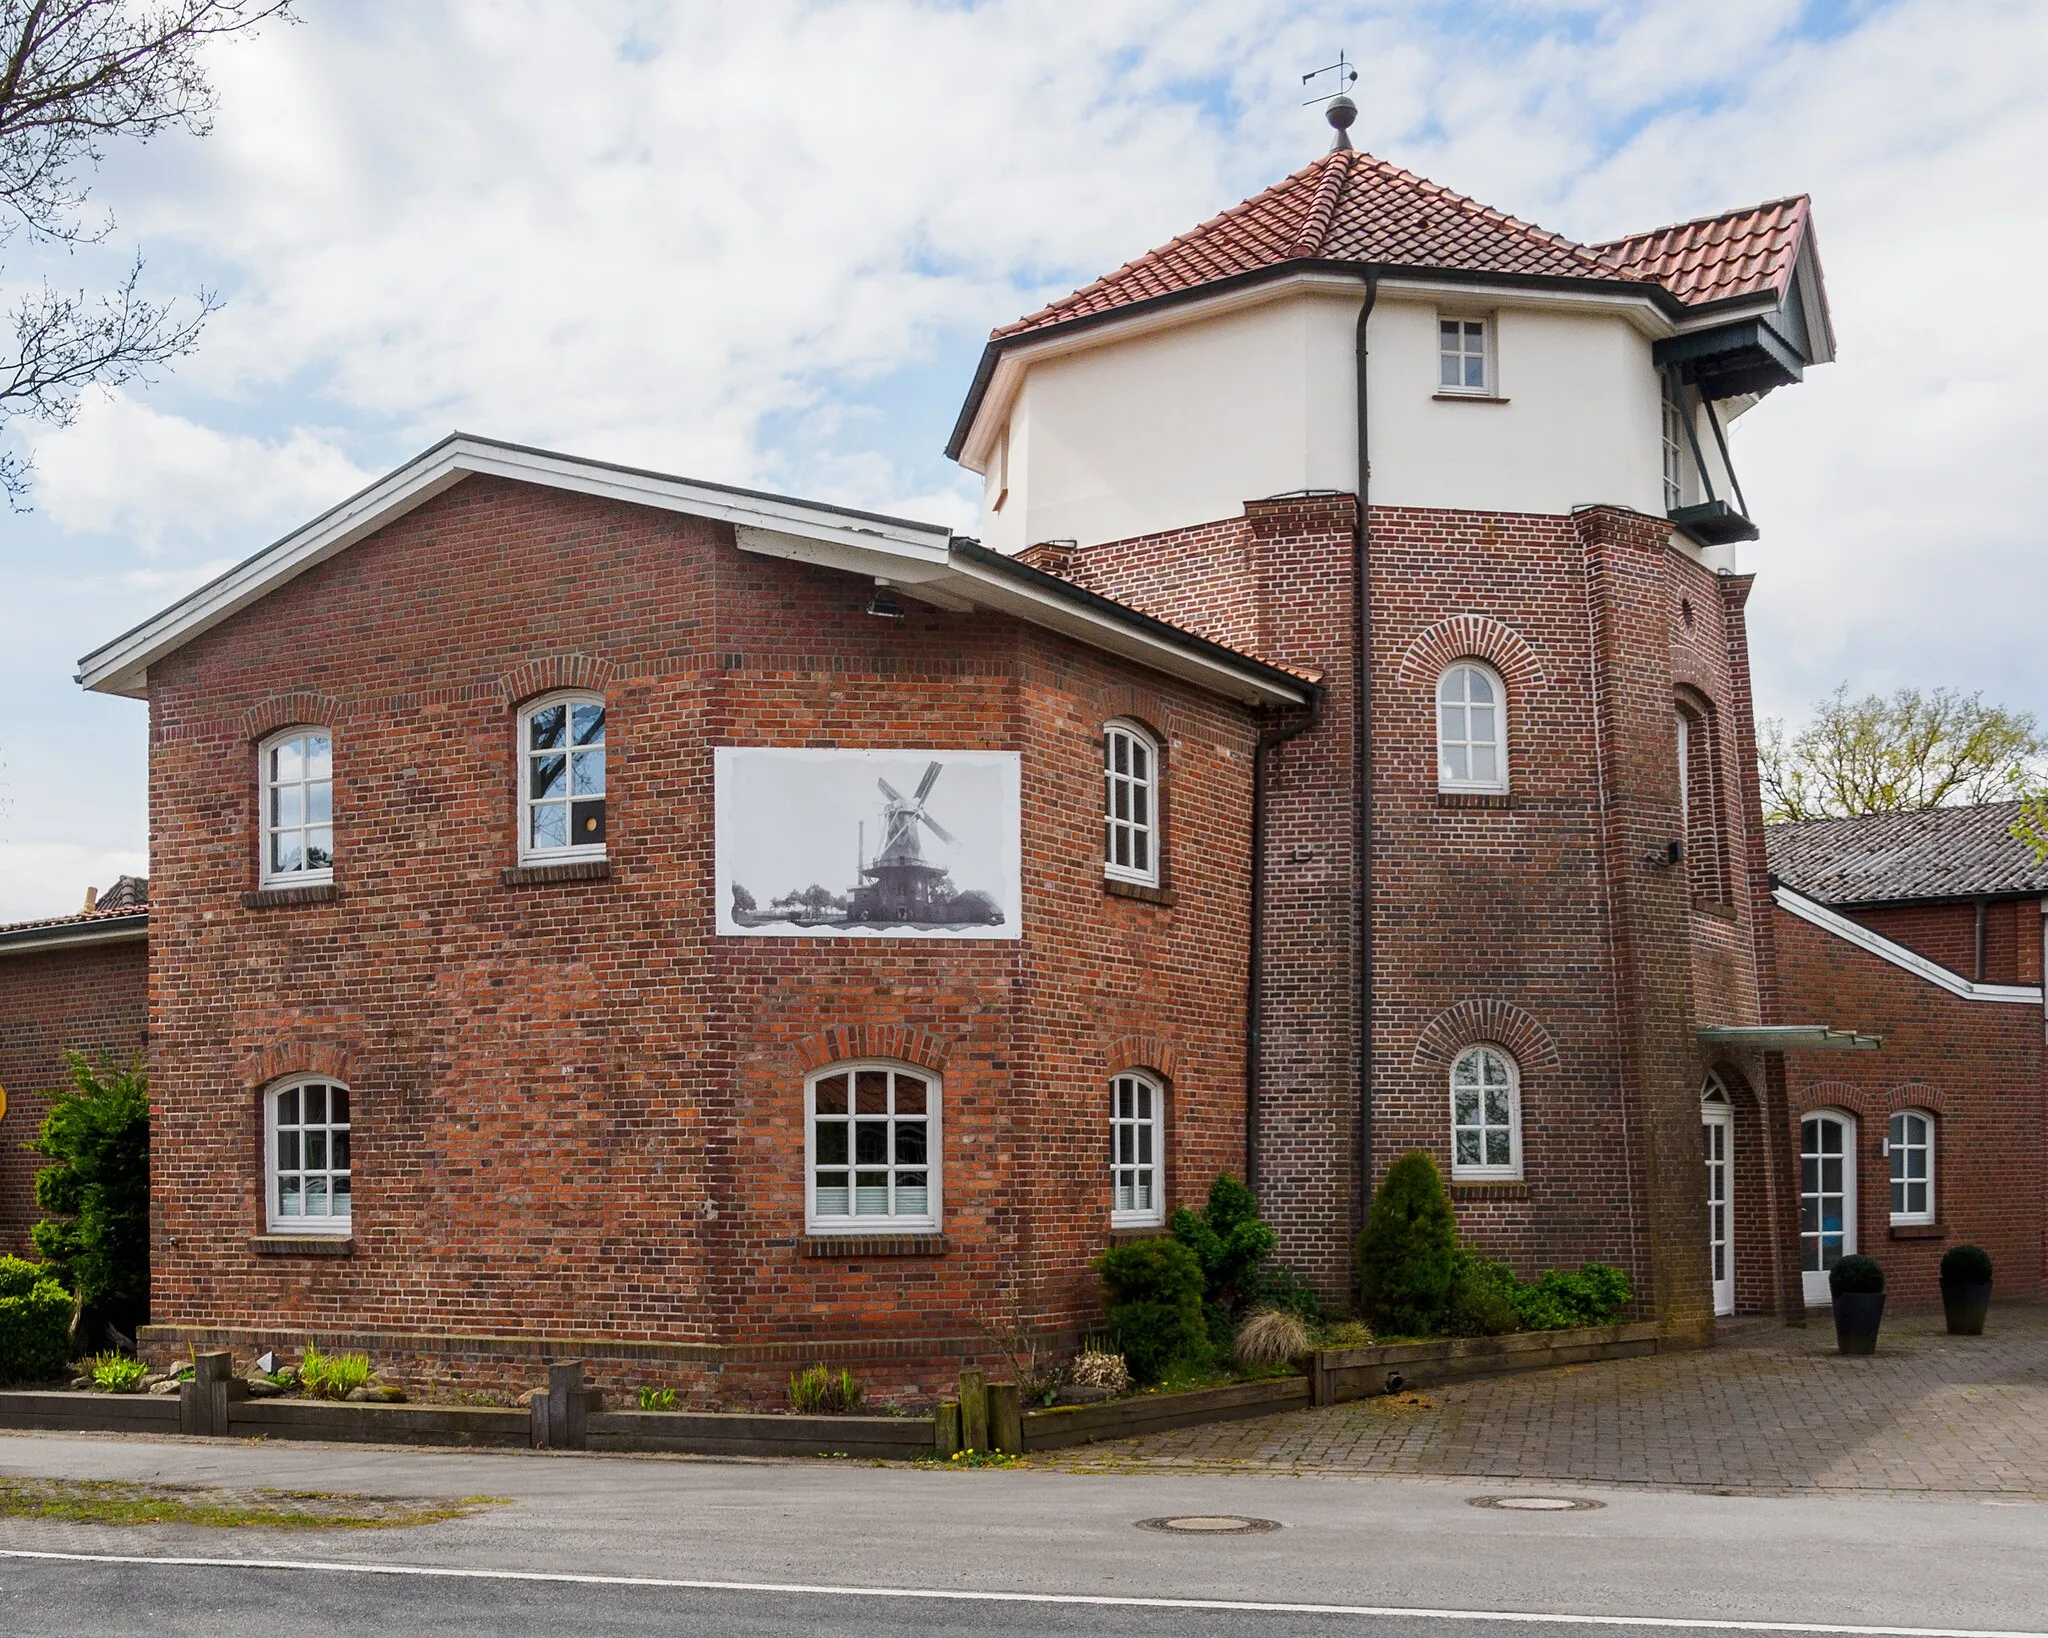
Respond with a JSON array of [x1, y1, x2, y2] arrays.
[[1829, 1254, 1885, 1296], [0, 1265, 74, 1384], [1094, 1238, 1208, 1383], [1356, 1151, 1457, 1336], [1940, 1245, 1992, 1285]]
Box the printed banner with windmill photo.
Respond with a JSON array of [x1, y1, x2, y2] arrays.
[[713, 748, 1023, 938]]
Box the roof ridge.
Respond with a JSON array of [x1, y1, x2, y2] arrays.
[[1288, 148, 1356, 259], [1590, 194, 1810, 255]]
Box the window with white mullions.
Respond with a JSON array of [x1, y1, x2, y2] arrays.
[[520, 693, 606, 861], [1439, 317, 1489, 394], [1111, 1072, 1163, 1227], [260, 730, 334, 884], [1103, 720, 1159, 886], [267, 1077, 351, 1234], [1450, 1045, 1521, 1179], [1888, 1110, 1935, 1224], [807, 1063, 939, 1232], [1436, 663, 1506, 793], [1661, 373, 1687, 512]]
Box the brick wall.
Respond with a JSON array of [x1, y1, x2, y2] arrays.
[[1774, 904, 2046, 1302], [140, 474, 1260, 1404], [1845, 900, 2036, 987], [0, 937, 149, 1254]]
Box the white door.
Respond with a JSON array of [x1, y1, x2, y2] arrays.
[[1702, 1093, 1733, 1316], [1800, 1111, 1858, 1306]]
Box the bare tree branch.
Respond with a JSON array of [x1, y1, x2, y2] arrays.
[[0, 1, 292, 504]]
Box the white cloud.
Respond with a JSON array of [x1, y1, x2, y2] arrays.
[[30, 391, 372, 551], [0, 843, 149, 927]]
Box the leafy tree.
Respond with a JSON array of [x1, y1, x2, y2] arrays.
[[2014, 794, 2048, 867], [1, 0, 294, 506], [1355, 1150, 1457, 1336], [32, 1053, 149, 1332], [1760, 685, 2047, 823]]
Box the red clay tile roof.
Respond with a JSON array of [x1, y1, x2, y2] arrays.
[[0, 878, 149, 943], [1591, 195, 1810, 307], [993, 151, 1811, 343]]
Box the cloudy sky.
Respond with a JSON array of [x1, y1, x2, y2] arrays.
[[1, 0, 2043, 921]]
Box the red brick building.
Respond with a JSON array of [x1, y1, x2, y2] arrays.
[[1769, 804, 2047, 1305], [67, 128, 1876, 1398], [0, 879, 150, 1254]]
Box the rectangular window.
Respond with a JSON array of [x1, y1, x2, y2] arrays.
[[1438, 317, 1490, 395], [808, 1064, 939, 1232], [1661, 374, 1686, 512], [1111, 1073, 1162, 1227], [1888, 1111, 1934, 1224]]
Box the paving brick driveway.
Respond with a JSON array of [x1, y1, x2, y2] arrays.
[[1036, 1306, 2048, 1497]]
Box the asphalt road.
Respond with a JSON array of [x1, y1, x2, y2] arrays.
[[1, 1432, 2043, 1637]]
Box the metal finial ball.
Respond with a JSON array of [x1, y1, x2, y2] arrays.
[[1325, 93, 1358, 131]]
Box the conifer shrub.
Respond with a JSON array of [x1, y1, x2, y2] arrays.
[[1171, 1174, 1279, 1312], [1445, 1253, 1524, 1336], [0, 1259, 73, 1384], [1356, 1151, 1458, 1335], [32, 1055, 150, 1335], [1940, 1244, 1992, 1285], [1093, 1238, 1207, 1382]]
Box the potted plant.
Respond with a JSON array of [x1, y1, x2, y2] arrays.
[[1828, 1255, 1885, 1355], [1939, 1245, 1993, 1336]]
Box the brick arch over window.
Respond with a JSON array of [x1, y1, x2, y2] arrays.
[[243, 693, 346, 742], [1396, 616, 1546, 696], [497, 654, 615, 709], [1107, 1035, 1181, 1083], [1886, 1082, 1948, 1114], [792, 1025, 951, 1076], [243, 1041, 357, 1090], [1412, 1000, 1560, 1073], [1798, 1080, 1872, 1118]]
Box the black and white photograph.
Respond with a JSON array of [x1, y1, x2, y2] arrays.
[[714, 748, 1021, 938]]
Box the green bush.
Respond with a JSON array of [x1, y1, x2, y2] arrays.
[[1356, 1151, 1457, 1335], [1516, 1263, 1635, 1330], [1248, 1263, 1323, 1326], [0, 1255, 59, 1301], [1829, 1254, 1885, 1296], [1940, 1245, 1993, 1285], [1094, 1238, 1208, 1382], [299, 1345, 372, 1400], [32, 1055, 150, 1334], [89, 1351, 149, 1393], [1445, 1253, 1524, 1336], [0, 1276, 74, 1383], [1171, 1174, 1280, 1313]]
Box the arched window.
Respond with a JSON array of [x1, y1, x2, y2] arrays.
[[519, 693, 606, 862], [1450, 1045, 1520, 1179], [806, 1062, 939, 1233], [1110, 1072, 1164, 1228], [1676, 694, 1729, 903], [260, 729, 334, 885], [266, 1076, 351, 1234], [1436, 664, 1506, 793], [1103, 720, 1160, 886], [1887, 1109, 1935, 1225]]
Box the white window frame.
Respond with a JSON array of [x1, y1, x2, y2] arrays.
[[517, 691, 608, 865], [1450, 1045, 1522, 1180], [264, 1075, 352, 1235], [1437, 313, 1493, 396], [1110, 1071, 1164, 1228], [1886, 1109, 1935, 1226], [1436, 662, 1508, 794], [1103, 719, 1161, 887], [804, 1060, 942, 1235], [1661, 373, 1687, 512], [258, 728, 335, 887]]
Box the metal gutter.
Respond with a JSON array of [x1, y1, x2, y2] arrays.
[[0, 913, 148, 956], [1352, 275, 1377, 1263]]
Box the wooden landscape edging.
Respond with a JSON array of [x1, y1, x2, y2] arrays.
[[1309, 1320, 1665, 1406], [1021, 1375, 1309, 1451], [0, 1388, 180, 1435], [586, 1409, 934, 1459]]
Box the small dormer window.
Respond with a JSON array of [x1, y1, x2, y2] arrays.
[[1439, 317, 1490, 395]]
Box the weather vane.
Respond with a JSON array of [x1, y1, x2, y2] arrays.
[[1301, 53, 1360, 151]]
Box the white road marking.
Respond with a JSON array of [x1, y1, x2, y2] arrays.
[[0, 1548, 2041, 1637]]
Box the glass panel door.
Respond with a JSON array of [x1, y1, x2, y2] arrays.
[[1800, 1112, 1858, 1306], [1703, 1101, 1732, 1316]]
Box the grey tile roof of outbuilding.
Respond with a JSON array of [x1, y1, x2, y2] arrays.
[[1766, 802, 2048, 904]]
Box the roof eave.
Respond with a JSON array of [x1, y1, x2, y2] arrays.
[[0, 912, 149, 956]]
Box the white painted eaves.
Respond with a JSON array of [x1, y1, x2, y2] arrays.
[[1774, 885, 2043, 1005]]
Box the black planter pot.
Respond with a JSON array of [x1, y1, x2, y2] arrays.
[[1940, 1278, 1991, 1336], [1832, 1290, 1885, 1355]]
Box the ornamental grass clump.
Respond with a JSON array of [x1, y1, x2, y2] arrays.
[[1356, 1151, 1457, 1336], [1068, 1347, 1129, 1394], [788, 1364, 863, 1415], [1232, 1307, 1315, 1372], [298, 1345, 372, 1401]]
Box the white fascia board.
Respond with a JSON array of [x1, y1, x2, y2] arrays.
[[941, 554, 1308, 708], [1774, 886, 2044, 1005], [77, 437, 954, 699]]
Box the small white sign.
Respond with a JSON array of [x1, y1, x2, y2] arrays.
[[715, 748, 1022, 939]]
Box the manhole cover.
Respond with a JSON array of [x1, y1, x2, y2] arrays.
[[1136, 1515, 1281, 1534], [1469, 1495, 1604, 1511]]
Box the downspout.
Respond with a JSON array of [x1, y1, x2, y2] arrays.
[[1247, 694, 1321, 1191], [1354, 276, 1378, 1262], [1975, 897, 1989, 984]]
